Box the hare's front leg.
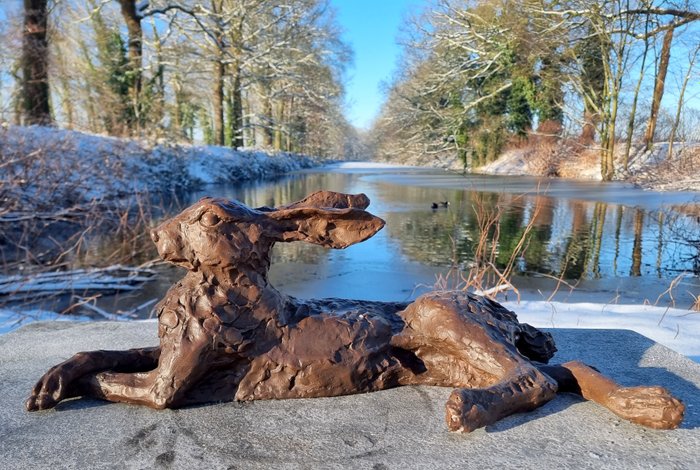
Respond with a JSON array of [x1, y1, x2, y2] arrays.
[[80, 319, 215, 409], [444, 366, 557, 432], [26, 347, 160, 411]]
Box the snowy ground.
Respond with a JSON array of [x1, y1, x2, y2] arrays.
[[183, 143, 318, 185]]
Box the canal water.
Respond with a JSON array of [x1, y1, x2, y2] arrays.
[[99, 162, 699, 312]]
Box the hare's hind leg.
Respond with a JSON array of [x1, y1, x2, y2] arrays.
[[445, 366, 557, 432], [392, 293, 558, 432], [540, 361, 684, 429]]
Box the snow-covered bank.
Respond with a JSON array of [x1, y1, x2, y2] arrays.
[[0, 125, 319, 212], [182, 143, 318, 185], [375, 151, 466, 171], [508, 300, 700, 362], [477, 148, 601, 180], [476, 141, 700, 192]]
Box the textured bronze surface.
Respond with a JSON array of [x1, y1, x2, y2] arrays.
[[26, 191, 684, 431]]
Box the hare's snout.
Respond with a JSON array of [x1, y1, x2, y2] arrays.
[[151, 226, 182, 263], [151, 227, 172, 254]]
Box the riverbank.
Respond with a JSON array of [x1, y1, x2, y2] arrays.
[[0, 124, 320, 216], [3, 162, 699, 363], [375, 139, 700, 192], [476, 141, 700, 192], [0, 124, 320, 267], [2, 148, 699, 366]]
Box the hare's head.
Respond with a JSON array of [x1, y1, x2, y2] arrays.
[[150, 191, 385, 274]]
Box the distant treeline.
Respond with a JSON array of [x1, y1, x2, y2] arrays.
[[1, 0, 365, 159], [369, 0, 700, 180]]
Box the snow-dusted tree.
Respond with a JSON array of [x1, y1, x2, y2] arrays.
[[374, 0, 700, 179], [373, 0, 568, 168], [3, 0, 355, 158]]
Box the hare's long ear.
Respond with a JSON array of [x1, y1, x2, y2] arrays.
[[278, 191, 371, 210], [264, 207, 384, 248]]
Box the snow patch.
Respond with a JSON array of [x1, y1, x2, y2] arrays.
[[181, 145, 317, 185], [478, 149, 532, 176], [0, 308, 92, 335], [507, 300, 700, 361]]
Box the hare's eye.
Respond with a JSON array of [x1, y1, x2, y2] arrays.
[[200, 212, 221, 227]]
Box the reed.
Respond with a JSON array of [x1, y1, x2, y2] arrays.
[[434, 189, 543, 302]]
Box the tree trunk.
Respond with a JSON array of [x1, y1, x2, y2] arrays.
[[261, 84, 273, 148], [580, 110, 598, 145], [623, 14, 652, 173], [274, 100, 285, 151], [623, 40, 649, 172], [213, 59, 225, 146], [173, 76, 183, 134], [59, 74, 73, 129], [225, 86, 234, 146], [243, 92, 253, 146], [286, 96, 294, 152], [22, 0, 51, 125], [230, 60, 244, 148], [117, 0, 143, 132], [644, 27, 674, 151]]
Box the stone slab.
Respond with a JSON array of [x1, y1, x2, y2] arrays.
[[1, 320, 699, 469]]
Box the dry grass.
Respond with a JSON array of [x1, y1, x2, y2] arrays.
[[0, 134, 164, 320], [0, 126, 169, 271], [503, 123, 600, 179], [633, 146, 700, 191], [522, 140, 562, 177], [558, 147, 600, 179], [435, 190, 543, 301], [687, 289, 700, 312], [0, 128, 170, 319]]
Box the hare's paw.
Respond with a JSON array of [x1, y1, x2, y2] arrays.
[[26, 364, 75, 411], [445, 389, 494, 433], [606, 386, 684, 430]]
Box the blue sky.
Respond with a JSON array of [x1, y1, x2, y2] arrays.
[[331, 0, 422, 130]]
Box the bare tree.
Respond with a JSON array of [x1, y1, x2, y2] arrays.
[[643, 25, 674, 150], [1, 0, 357, 158], [22, 0, 51, 125], [116, 0, 144, 131]]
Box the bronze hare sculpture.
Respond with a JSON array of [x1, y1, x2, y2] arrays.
[[27, 191, 684, 432]]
